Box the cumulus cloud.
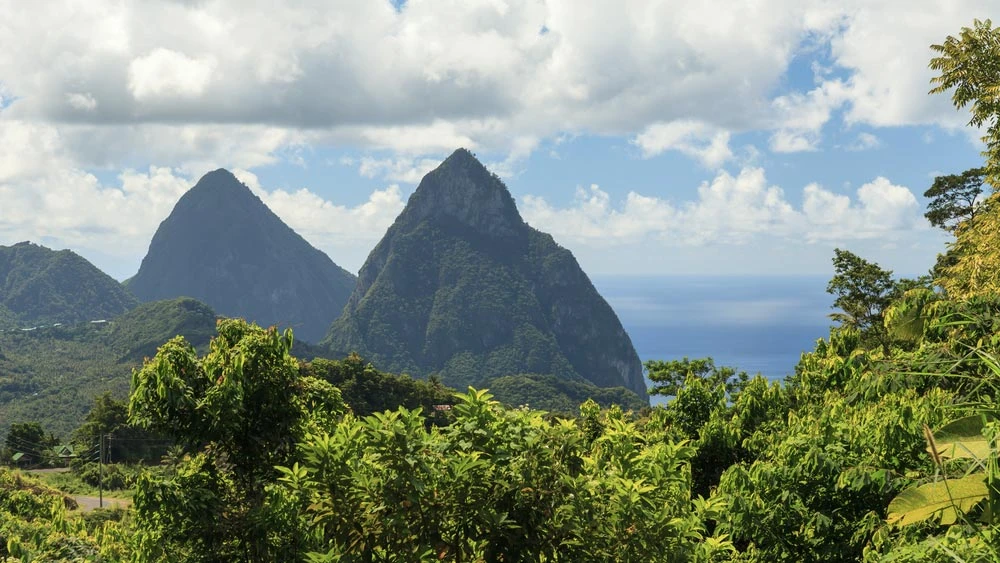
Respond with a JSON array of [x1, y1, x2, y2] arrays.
[[0, 123, 407, 277], [0, 0, 834, 152], [632, 121, 733, 167], [769, 80, 850, 152], [128, 48, 217, 101], [0, 0, 989, 162], [520, 167, 926, 247], [0, 0, 980, 277], [847, 132, 882, 151], [802, 177, 921, 240], [66, 93, 98, 111], [357, 157, 442, 184], [256, 184, 407, 251]]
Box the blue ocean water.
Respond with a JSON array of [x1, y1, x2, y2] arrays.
[[591, 276, 833, 397]]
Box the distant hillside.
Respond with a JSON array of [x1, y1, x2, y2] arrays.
[[126, 169, 357, 343], [486, 374, 648, 415], [0, 297, 218, 438], [0, 242, 137, 328], [324, 149, 648, 403], [106, 297, 218, 362]]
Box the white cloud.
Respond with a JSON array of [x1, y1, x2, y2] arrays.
[[357, 157, 441, 184], [769, 80, 850, 152], [802, 177, 922, 240], [128, 48, 216, 100], [0, 165, 191, 271], [0, 0, 982, 278], [0, 0, 989, 161], [66, 92, 97, 111], [256, 184, 407, 251], [847, 132, 881, 151], [520, 167, 925, 247], [0, 0, 831, 154], [824, 1, 998, 130], [633, 120, 733, 167]]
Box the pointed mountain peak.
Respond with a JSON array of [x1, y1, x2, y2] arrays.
[[401, 148, 525, 238], [187, 168, 254, 198], [127, 169, 357, 343], [441, 147, 484, 168], [200, 167, 239, 182]]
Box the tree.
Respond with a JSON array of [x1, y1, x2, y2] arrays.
[[826, 249, 897, 355], [930, 18, 1000, 185], [128, 319, 345, 562], [924, 168, 988, 231], [645, 357, 748, 398], [936, 193, 1000, 298], [4, 422, 57, 465], [73, 392, 169, 464]]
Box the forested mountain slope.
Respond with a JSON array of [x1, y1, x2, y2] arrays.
[[0, 242, 137, 329], [325, 149, 648, 402]]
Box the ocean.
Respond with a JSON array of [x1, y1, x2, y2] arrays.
[[591, 276, 834, 401]]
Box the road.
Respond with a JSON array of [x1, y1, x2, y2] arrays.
[[22, 468, 132, 511], [72, 495, 131, 512]]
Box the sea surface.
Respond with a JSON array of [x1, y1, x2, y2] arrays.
[[592, 276, 833, 401]]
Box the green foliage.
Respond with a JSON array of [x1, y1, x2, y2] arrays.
[[937, 195, 1000, 298], [4, 422, 58, 465], [887, 475, 987, 527], [105, 297, 217, 362], [827, 248, 901, 354], [924, 168, 989, 231], [324, 149, 648, 401], [302, 354, 454, 418], [0, 467, 132, 561], [486, 373, 647, 414], [128, 318, 345, 562], [715, 385, 951, 562], [0, 297, 218, 439], [0, 241, 138, 329], [647, 357, 749, 397], [280, 388, 733, 562], [930, 18, 1000, 185]]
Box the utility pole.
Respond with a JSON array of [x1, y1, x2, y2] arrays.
[[99, 434, 104, 508]]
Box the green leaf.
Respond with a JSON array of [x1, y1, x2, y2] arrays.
[[887, 474, 988, 526], [932, 415, 994, 461]]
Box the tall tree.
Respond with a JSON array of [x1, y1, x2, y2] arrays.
[[826, 249, 897, 355], [128, 319, 344, 562], [4, 422, 57, 464], [924, 168, 988, 231], [930, 18, 1000, 184]]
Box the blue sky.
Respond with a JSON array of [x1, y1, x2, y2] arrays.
[[0, 0, 991, 280]]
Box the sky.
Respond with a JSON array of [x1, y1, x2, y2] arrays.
[[0, 0, 992, 281]]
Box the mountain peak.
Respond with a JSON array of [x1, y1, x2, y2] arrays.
[[126, 169, 357, 343], [186, 168, 253, 199], [441, 147, 484, 168], [400, 148, 524, 238], [326, 150, 649, 403]]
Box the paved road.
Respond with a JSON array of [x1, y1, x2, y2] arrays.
[[72, 495, 131, 512]]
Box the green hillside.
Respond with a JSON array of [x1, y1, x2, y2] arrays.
[[0, 298, 217, 438], [0, 242, 137, 328]]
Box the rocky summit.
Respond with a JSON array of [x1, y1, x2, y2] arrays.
[[126, 169, 357, 343], [324, 148, 648, 402]]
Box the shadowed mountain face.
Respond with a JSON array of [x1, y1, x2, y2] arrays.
[[324, 149, 648, 402], [126, 169, 356, 343], [0, 241, 137, 328]]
